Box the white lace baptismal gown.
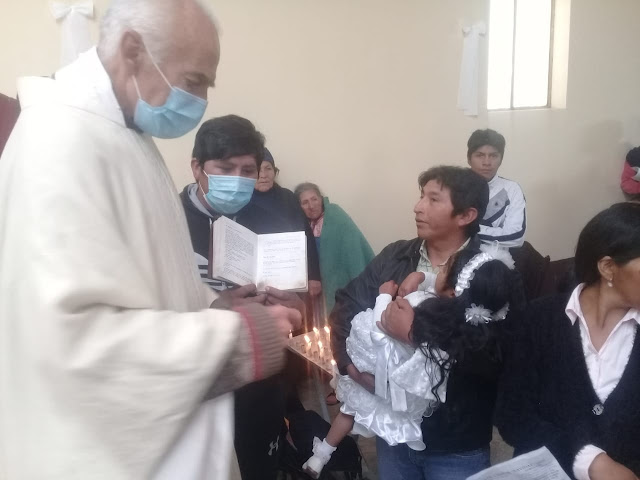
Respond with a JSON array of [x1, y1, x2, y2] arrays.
[[335, 290, 448, 451]]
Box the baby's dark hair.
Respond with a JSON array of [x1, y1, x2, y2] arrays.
[[410, 248, 525, 405]]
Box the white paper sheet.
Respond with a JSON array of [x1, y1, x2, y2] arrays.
[[467, 447, 571, 480]]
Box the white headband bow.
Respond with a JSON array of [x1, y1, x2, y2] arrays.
[[454, 243, 515, 325]]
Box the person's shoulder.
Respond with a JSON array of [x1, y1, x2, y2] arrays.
[[525, 292, 573, 330], [275, 184, 295, 197], [378, 238, 422, 259], [496, 175, 525, 193]]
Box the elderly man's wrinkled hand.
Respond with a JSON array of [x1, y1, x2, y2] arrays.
[[266, 305, 303, 336], [218, 284, 267, 306], [265, 286, 305, 315]]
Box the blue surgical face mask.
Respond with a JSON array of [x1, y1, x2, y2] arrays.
[[133, 53, 208, 139], [200, 173, 256, 214]]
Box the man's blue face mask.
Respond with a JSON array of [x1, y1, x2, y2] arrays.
[[132, 50, 208, 139], [200, 172, 256, 215]]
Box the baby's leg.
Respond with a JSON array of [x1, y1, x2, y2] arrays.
[[326, 412, 355, 447], [303, 413, 355, 478]]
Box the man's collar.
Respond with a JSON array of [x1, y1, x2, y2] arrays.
[[395, 236, 478, 261], [419, 237, 471, 267]]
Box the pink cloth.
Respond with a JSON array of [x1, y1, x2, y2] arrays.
[[311, 214, 324, 237], [621, 161, 640, 195]]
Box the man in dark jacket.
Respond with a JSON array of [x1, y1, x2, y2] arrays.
[[180, 115, 314, 480], [330, 166, 496, 479]]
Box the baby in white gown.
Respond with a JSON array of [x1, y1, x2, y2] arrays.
[[302, 272, 447, 478], [302, 244, 518, 479]]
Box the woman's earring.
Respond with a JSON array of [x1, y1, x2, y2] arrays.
[[607, 279, 613, 288]]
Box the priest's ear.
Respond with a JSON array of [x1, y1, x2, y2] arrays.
[[119, 30, 146, 76]]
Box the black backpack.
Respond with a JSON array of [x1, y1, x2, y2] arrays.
[[278, 410, 364, 480]]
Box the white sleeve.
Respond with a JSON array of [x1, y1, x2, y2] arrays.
[[479, 182, 527, 248], [373, 293, 394, 324], [573, 445, 606, 480]]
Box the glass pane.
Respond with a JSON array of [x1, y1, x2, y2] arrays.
[[512, 0, 552, 108], [487, 0, 515, 110]]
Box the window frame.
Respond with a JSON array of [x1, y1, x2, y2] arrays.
[[488, 0, 556, 111]]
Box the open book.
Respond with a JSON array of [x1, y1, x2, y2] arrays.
[[208, 215, 308, 292]]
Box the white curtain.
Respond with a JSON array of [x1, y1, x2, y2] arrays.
[[50, 1, 95, 68], [457, 22, 486, 117]]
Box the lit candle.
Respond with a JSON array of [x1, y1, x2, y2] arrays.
[[304, 335, 311, 353], [318, 341, 324, 358], [288, 330, 293, 339], [324, 325, 331, 343], [313, 327, 320, 339]]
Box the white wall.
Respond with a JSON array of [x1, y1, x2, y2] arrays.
[[2, 0, 638, 259]]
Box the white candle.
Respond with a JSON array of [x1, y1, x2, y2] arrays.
[[318, 341, 324, 358], [313, 327, 320, 339], [304, 335, 311, 353], [324, 325, 331, 343], [288, 330, 293, 339]]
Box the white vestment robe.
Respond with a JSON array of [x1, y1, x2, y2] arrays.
[[0, 48, 246, 480]]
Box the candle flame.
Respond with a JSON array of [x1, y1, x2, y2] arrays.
[[313, 327, 319, 334], [318, 341, 323, 349], [324, 326, 330, 334], [304, 335, 311, 344], [330, 359, 336, 366]]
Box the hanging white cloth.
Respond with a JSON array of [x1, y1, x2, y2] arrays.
[[50, 1, 95, 67], [457, 22, 486, 117]]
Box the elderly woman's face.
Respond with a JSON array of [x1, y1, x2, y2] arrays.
[[300, 190, 323, 221], [611, 257, 640, 308], [255, 162, 276, 192]]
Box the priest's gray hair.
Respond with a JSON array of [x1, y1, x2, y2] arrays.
[[98, 0, 217, 61]]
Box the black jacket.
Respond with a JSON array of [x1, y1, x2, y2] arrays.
[[180, 184, 308, 480], [329, 236, 503, 453], [496, 294, 640, 478]]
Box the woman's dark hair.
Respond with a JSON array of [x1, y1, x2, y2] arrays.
[[410, 248, 525, 405], [574, 202, 640, 285], [418, 166, 489, 237], [467, 129, 506, 160], [626, 147, 640, 168], [192, 115, 265, 167]]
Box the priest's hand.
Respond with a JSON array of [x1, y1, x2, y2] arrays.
[[264, 286, 305, 315], [266, 305, 303, 336], [218, 284, 267, 306]]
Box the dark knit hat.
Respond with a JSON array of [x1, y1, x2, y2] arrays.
[[626, 147, 640, 168], [467, 129, 506, 159], [263, 148, 275, 166]]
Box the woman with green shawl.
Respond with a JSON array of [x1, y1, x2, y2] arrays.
[[294, 183, 375, 313]]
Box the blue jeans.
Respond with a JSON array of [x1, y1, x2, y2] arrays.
[[376, 437, 490, 480]]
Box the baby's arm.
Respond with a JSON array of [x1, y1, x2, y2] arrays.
[[374, 281, 397, 324], [398, 271, 438, 297]]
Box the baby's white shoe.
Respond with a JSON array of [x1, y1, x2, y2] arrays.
[[302, 437, 336, 479]]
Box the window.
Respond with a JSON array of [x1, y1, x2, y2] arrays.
[[487, 0, 554, 110]]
